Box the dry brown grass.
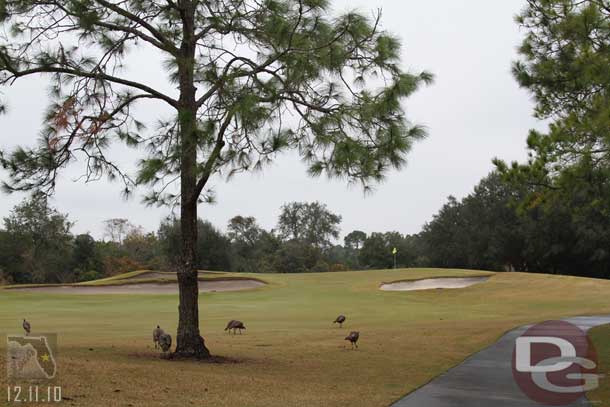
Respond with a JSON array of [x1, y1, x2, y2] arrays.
[[588, 323, 610, 406]]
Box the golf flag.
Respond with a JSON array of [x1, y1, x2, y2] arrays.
[[392, 247, 397, 255]]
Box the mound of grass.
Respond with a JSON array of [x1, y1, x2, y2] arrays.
[[0, 270, 157, 289], [1, 269, 610, 406], [1, 270, 259, 290]]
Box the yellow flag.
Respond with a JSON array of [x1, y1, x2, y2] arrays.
[[392, 247, 397, 255]]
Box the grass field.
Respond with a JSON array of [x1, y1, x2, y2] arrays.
[[2, 268, 610, 407], [589, 324, 610, 406]]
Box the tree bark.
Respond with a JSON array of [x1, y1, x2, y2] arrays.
[[174, 0, 210, 359]]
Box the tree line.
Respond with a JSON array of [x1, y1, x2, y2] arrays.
[[0, 198, 418, 284], [419, 172, 610, 278], [3, 167, 609, 285]]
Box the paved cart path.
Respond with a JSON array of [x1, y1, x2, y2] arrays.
[[392, 316, 610, 407]]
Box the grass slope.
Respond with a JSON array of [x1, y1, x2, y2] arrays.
[[1, 269, 610, 407], [0, 270, 243, 289]]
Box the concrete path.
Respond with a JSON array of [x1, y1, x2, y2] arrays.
[[392, 316, 610, 407]]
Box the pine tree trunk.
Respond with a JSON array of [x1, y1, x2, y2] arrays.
[[174, 115, 211, 357], [174, 123, 212, 357], [174, 188, 210, 358], [174, 1, 210, 358]]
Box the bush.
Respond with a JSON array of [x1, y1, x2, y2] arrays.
[[78, 270, 103, 282], [329, 263, 349, 272], [310, 260, 330, 273], [103, 256, 141, 276], [0, 268, 10, 285]]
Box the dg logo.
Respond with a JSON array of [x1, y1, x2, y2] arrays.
[[512, 320, 602, 406]]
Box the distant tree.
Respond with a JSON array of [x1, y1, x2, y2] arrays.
[[227, 216, 263, 246], [0, 0, 431, 357], [0, 229, 30, 283], [384, 231, 418, 268], [340, 230, 366, 269], [2, 196, 73, 283], [420, 173, 529, 271], [0, 265, 7, 285], [344, 230, 367, 250], [247, 230, 283, 273], [358, 231, 415, 269], [122, 228, 164, 269], [359, 232, 391, 269], [415, 171, 610, 276], [463, 173, 528, 271], [272, 240, 326, 273], [71, 234, 104, 281], [325, 244, 353, 271], [196, 221, 231, 271], [159, 217, 231, 271], [277, 202, 341, 248], [227, 215, 272, 273], [403, 234, 429, 267], [103, 219, 132, 244]]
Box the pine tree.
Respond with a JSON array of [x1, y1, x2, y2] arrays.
[[0, 0, 431, 358], [496, 0, 610, 189]]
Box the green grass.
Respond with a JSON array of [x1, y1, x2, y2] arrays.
[[1, 268, 610, 406], [588, 324, 610, 406], [0, 270, 262, 289]]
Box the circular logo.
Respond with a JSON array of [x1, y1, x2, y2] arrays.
[[512, 320, 599, 406]]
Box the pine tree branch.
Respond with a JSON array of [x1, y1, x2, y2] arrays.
[[93, 0, 178, 53], [192, 111, 234, 204], [41, 1, 179, 55], [0, 54, 178, 108]]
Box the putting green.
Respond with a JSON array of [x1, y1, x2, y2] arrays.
[[1, 268, 610, 407]]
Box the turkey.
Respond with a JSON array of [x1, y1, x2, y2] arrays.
[[345, 331, 359, 349], [333, 315, 346, 328], [153, 325, 164, 350], [158, 332, 172, 353], [225, 320, 246, 335], [22, 319, 31, 336], [224, 320, 237, 333]]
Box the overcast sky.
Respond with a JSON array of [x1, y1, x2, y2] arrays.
[[0, 0, 545, 240]]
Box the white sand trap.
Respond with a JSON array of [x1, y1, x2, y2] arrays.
[[7, 279, 265, 295], [380, 276, 490, 292]]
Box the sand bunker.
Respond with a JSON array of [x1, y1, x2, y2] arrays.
[[7, 279, 265, 295], [380, 276, 490, 292]]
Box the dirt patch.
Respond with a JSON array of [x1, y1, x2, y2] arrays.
[[8, 279, 265, 294], [380, 276, 490, 292]]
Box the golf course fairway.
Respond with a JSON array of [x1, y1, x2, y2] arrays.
[[2, 268, 610, 407]]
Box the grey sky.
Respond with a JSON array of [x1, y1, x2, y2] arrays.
[[0, 1, 544, 240]]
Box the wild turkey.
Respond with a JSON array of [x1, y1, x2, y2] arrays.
[[345, 331, 359, 349], [22, 319, 31, 336], [153, 325, 164, 349], [333, 315, 346, 328], [158, 332, 172, 353], [224, 320, 237, 333], [225, 320, 246, 335]]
